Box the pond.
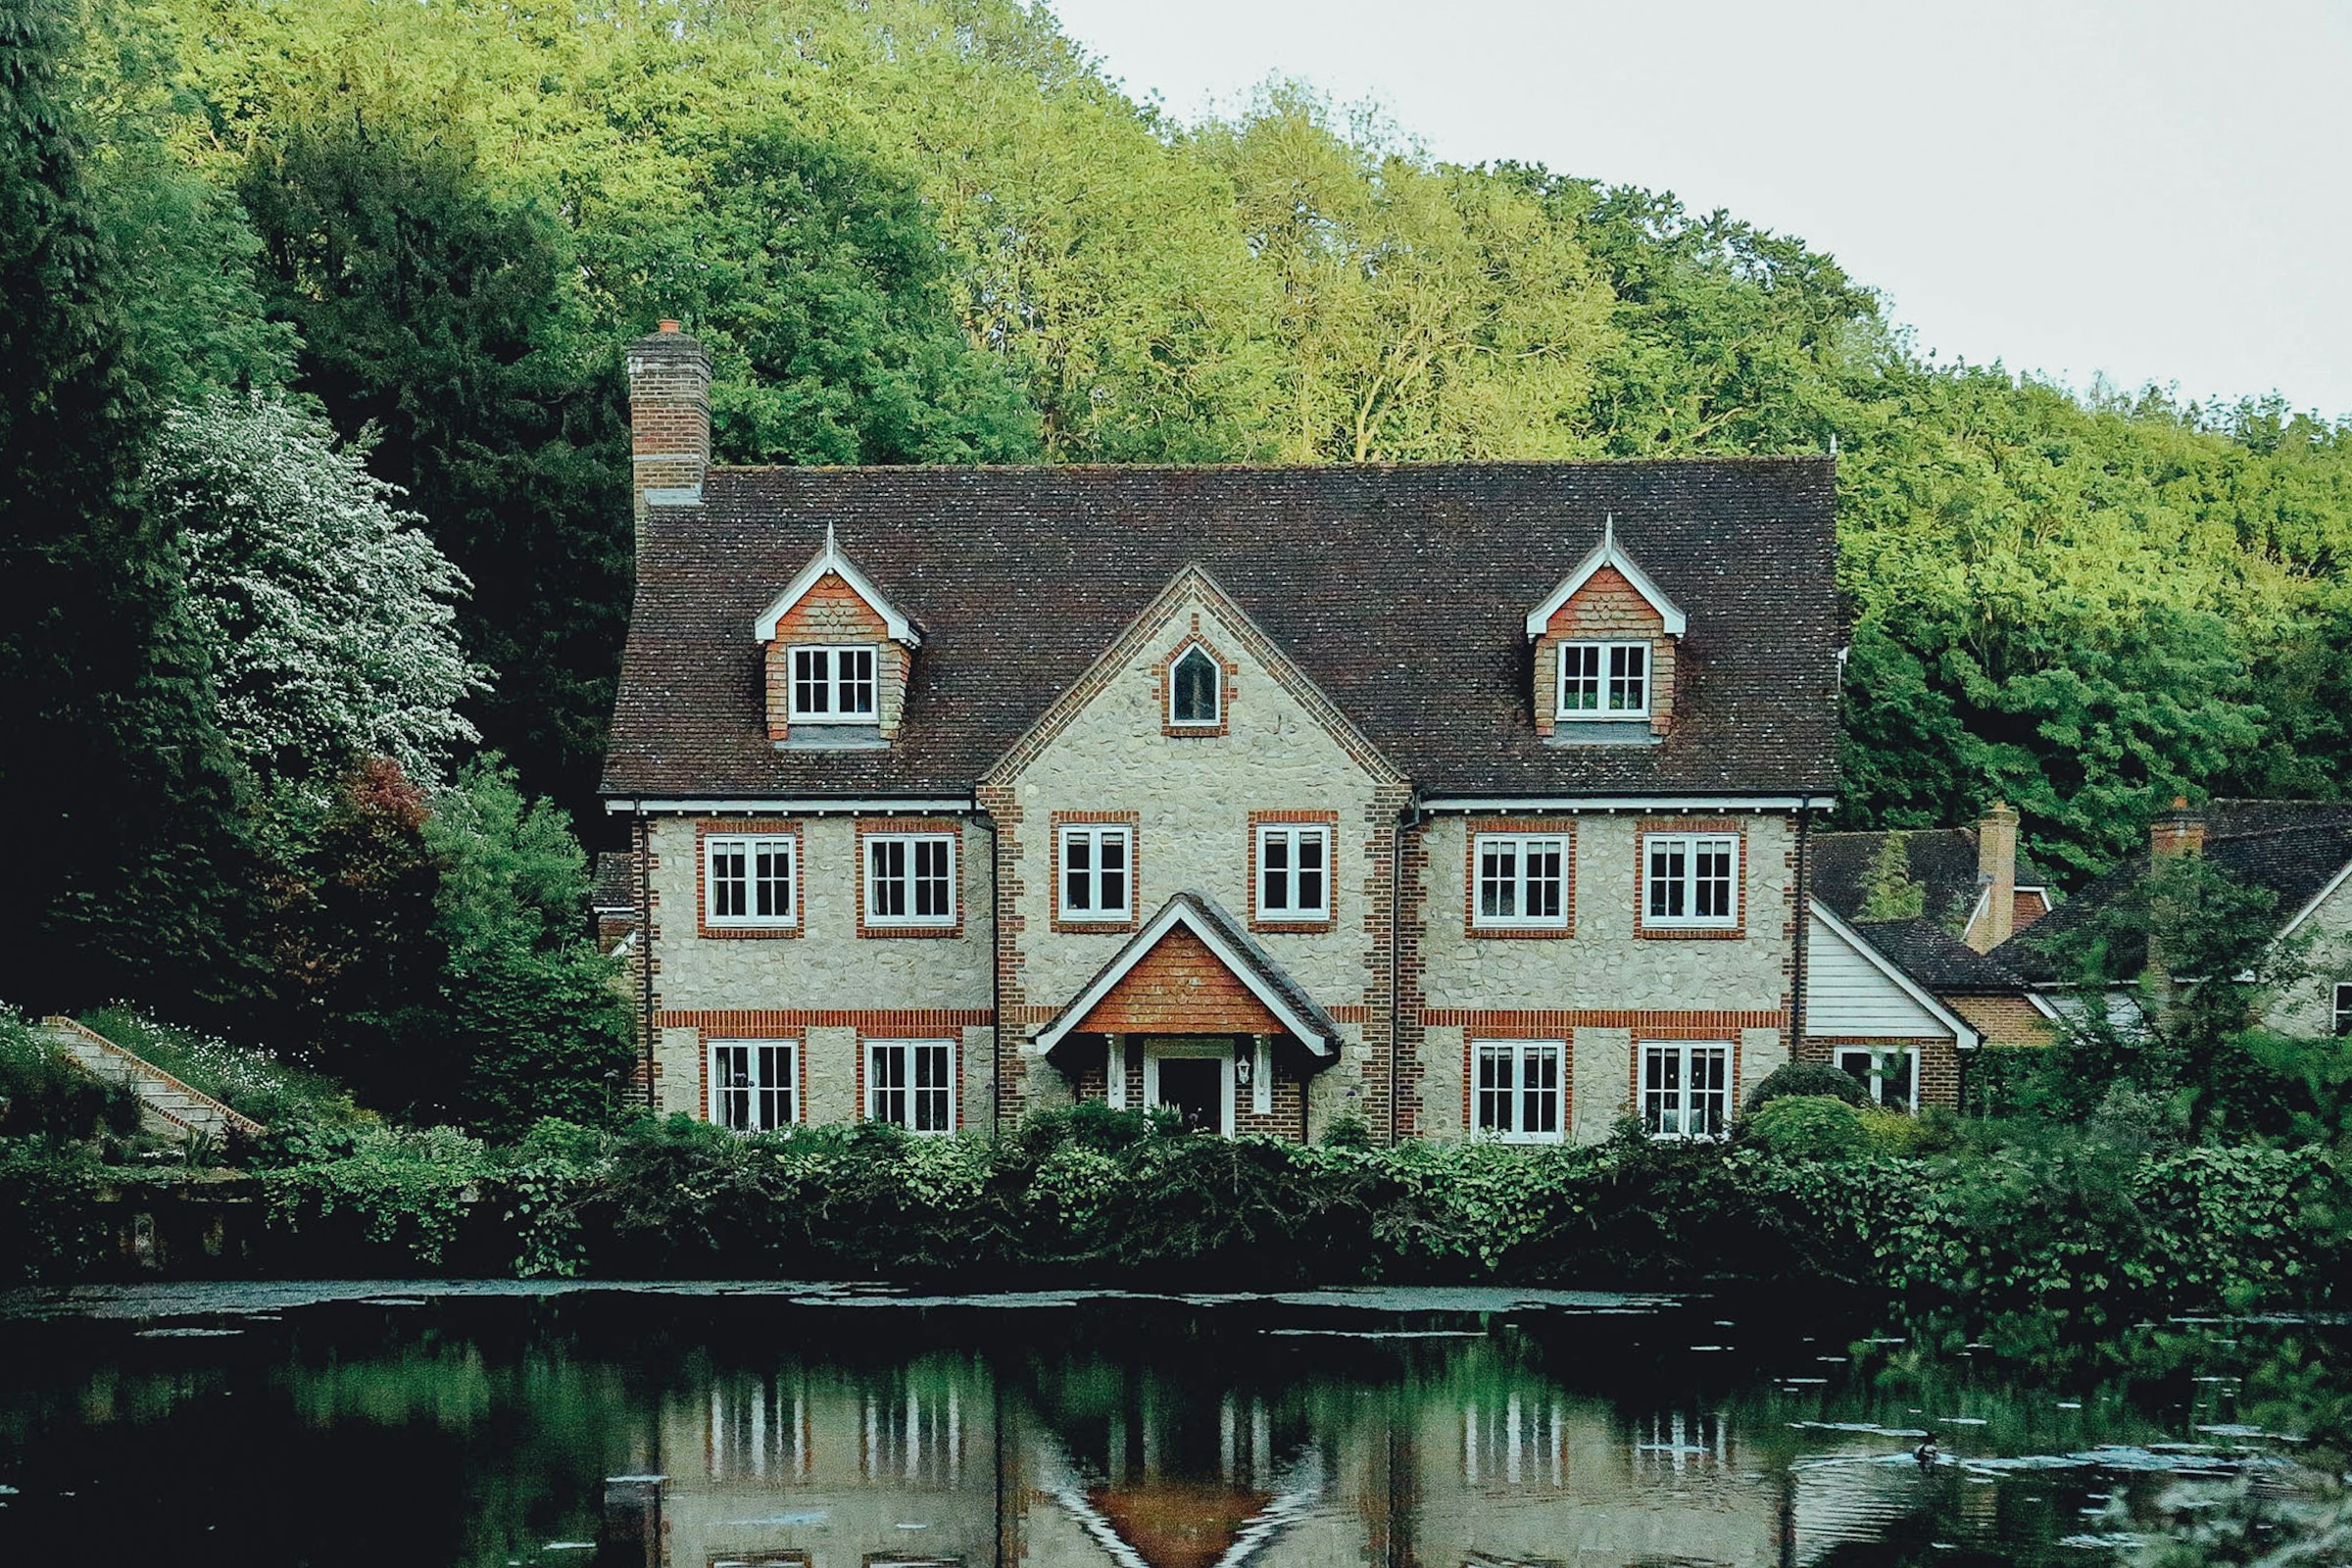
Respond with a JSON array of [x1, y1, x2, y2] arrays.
[[0, 1283, 2337, 1567]]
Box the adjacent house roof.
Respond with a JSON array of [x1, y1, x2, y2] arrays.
[[1808, 902, 1984, 1049], [590, 852, 635, 914], [1813, 827, 1999, 930], [2008, 800, 2352, 984], [603, 462, 1841, 803], [1848, 916, 2031, 996]]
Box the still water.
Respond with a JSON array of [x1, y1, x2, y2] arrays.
[[0, 1283, 2332, 1567]]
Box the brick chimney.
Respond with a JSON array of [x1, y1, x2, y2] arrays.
[[625, 320, 710, 529], [1970, 802, 2020, 953], [2150, 797, 2206, 859]]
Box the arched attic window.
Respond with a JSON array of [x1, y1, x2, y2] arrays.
[[1169, 646, 1221, 727]]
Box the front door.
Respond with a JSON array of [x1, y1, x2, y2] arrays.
[[1152, 1055, 1226, 1134]]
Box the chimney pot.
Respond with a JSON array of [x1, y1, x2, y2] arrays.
[[658, 318, 680, 333], [2151, 801, 2207, 860]]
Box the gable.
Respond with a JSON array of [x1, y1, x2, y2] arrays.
[[1806, 906, 1974, 1043], [1074, 926, 1286, 1035]]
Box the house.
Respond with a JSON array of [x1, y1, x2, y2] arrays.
[[2007, 799, 2352, 1037], [601, 323, 1844, 1145], [1799, 806, 2056, 1109]]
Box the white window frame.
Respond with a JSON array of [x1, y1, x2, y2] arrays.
[[1642, 1040, 1731, 1140], [788, 644, 878, 723], [1057, 823, 1134, 923], [1142, 1039, 1232, 1135], [1255, 822, 1333, 921], [865, 1038, 957, 1135], [1168, 646, 1222, 727], [2334, 982, 2352, 1038], [1835, 1045, 1920, 1110], [1472, 1039, 1566, 1144], [709, 1038, 798, 1132], [864, 832, 957, 929], [1643, 832, 1740, 929], [1557, 639, 1650, 719], [1472, 833, 1570, 930], [705, 833, 798, 928]]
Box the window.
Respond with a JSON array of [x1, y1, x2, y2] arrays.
[[1558, 641, 1649, 718], [706, 834, 797, 927], [2335, 983, 2352, 1038], [1058, 824, 1133, 922], [1474, 834, 1569, 929], [789, 644, 877, 722], [865, 833, 956, 928], [1837, 1046, 1917, 1110], [1256, 823, 1331, 921], [1473, 1041, 1564, 1143], [1643, 833, 1739, 928], [867, 1039, 956, 1134], [1169, 646, 1221, 726], [710, 1039, 796, 1131], [1642, 1041, 1730, 1138]]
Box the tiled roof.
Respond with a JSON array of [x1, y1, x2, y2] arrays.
[[1812, 828, 1985, 928], [2008, 800, 2352, 983], [590, 852, 635, 912], [1852, 917, 2031, 995], [603, 462, 1841, 802]]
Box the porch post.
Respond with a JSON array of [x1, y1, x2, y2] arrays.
[[1251, 1033, 1273, 1116], [1106, 1034, 1127, 1109]]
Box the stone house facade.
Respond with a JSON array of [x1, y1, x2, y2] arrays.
[[603, 324, 1844, 1145]]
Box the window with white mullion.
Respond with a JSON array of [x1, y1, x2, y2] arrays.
[[1557, 640, 1649, 719], [710, 1039, 796, 1132], [1473, 1041, 1564, 1144], [2334, 982, 2352, 1038], [1058, 824, 1133, 922], [1256, 824, 1331, 920], [1836, 1046, 1918, 1110], [1642, 1041, 1730, 1139], [865, 833, 956, 927], [1473, 834, 1568, 929], [788, 645, 878, 722], [867, 1039, 956, 1134], [1643, 833, 1739, 928], [706, 834, 797, 927]]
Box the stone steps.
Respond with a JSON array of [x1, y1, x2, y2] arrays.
[[37, 1017, 268, 1146]]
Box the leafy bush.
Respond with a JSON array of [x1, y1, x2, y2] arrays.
[[1743, 1060, 1869, 1112], [0, 1138, 110, 1281], [1745, 1096, 1870, 1160], [0, 1013, 140, 1142], [80, 1006, 358, 1128]]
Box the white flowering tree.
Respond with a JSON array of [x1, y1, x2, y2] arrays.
[[150, 393, 485, 787]]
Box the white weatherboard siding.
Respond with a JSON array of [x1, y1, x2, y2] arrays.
[[1805, 909, 1949, 1039]]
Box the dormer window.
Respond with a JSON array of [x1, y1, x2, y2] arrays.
[[1558, 642, 1648, 719], [1170, 647, 1220, 726], [789, 645, 877, 723]]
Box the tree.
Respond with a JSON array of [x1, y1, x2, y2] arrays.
[[151, 392, 484, 789], [0, 0, 262, 1014], [1855, 835, 1927, 923]]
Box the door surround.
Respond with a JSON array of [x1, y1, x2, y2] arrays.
[[1140, 1036, 1234, 1135]]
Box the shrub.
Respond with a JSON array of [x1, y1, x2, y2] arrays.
[[1746, 1095, 1870, 1160], [0, 1012, 140, 1142], [1743, 1060, 1869, 1112], [80, 1006, 358, 1128]]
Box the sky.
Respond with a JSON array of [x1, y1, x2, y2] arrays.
[[1048, 0, 2352, 420]]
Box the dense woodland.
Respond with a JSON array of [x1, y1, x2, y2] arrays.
[[5, 0, 2352, 1066]]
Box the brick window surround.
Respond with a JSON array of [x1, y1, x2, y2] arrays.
[[1634, 818, 1747, 940], [696, 819, 804, 940], [1050, 810, 1143, 934], [854, 818, 966, 939], [1155, 617, 1239, 738], [1248, 809, 1341, 933], [1463, 816, 1577, 939]]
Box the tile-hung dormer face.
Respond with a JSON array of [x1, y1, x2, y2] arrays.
[[1525, 516, 1688, 744], [754, 525, 919, 748]]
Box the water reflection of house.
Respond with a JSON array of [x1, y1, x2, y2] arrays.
[[614, 1363, 1787, 1568]]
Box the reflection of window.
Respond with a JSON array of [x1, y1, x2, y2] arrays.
[[1633, 1407, 1727, 1470], [710, 1040, 796, 1132], [1462, 1392, 1567, 1487], [861, 1386, 963, 1486], [867, 1040, 956, 1134], [1474, 834, 1567, 929], [1837, 1046, 1917, 1109], [2335, 982, 2352, 1038], [1256, 823, 1331, 920], [790, 645, 877, 721], [1643, 833, 1738, 928], [862, 1558, 963, 1568], [719, 1554, 812, 1568], [1473, 1041, 1564, 1144], [1059, 824, 1133, 922], [706, 1376, 810, 1482], [1642, 1042, 1729, 1139], [1557, 640, 1649, 718], [1169, 647, 1221, 726]]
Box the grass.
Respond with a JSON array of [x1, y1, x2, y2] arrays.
[[78, 1006, 360, 1129]]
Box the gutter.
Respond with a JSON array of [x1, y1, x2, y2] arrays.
[[1420, 794, 1838, 813], [604, 795, 975, 815]]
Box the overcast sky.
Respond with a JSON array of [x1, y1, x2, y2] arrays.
[[1049, 0, 2352, 420]]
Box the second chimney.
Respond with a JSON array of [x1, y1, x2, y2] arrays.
[[1972, 801, 2020, 953], [626, 320, 711, 532], [2150, 797, 2207, 859]]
